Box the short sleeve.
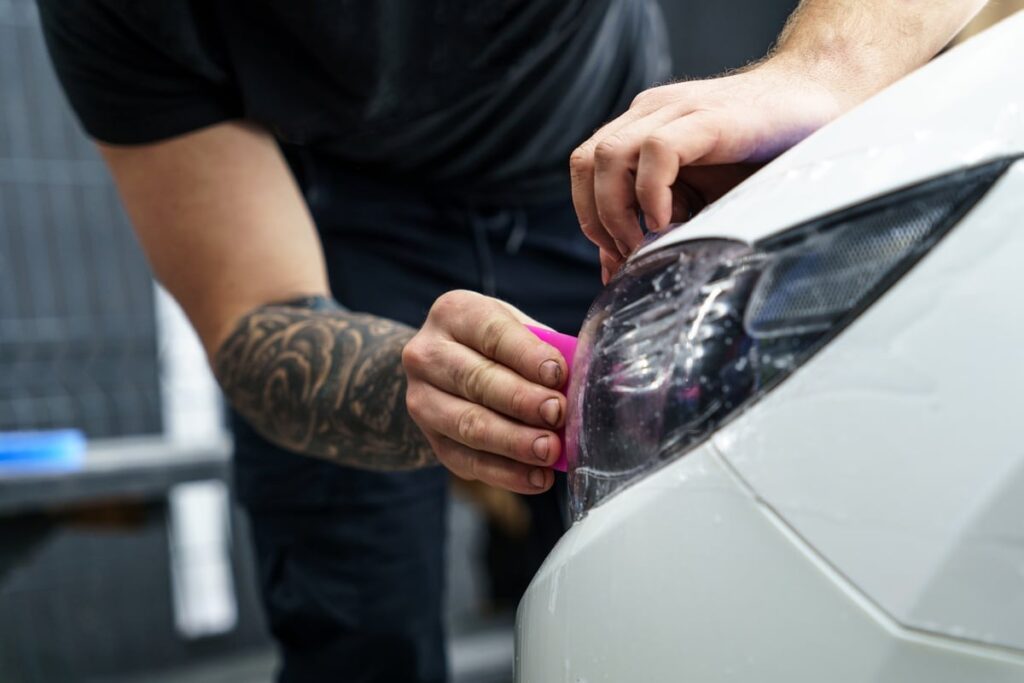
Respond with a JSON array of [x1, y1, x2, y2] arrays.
[[36, 1, 243, 145]]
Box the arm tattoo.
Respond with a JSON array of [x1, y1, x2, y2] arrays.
[[213, 297, 436, 470]]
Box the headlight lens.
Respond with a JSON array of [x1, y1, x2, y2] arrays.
[[567, 158, 1013, 519]]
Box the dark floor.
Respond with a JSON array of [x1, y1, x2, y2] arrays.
[[98, 624, 514, 683]]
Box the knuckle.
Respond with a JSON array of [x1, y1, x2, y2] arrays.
[[593, 137, 622, 164], [578, 222, 599, 239], [595, 199, 624, 227], [507, 386, 530, 418], [456, 406, 486, 445], [431, 291, 455, 314], [506, 429, 523, 459], [404, 386, 422, 417], [634, 182, 659, 207], [579, 221, 611, 248], [569, 147, 593, 175], [458, 359, 491, 401], [633, 182, 653, 203], [573, 202, 599, 236], [509, 344, 530, 373], [478, 316, 510, 359], [632, 85, 670, 109], [431, 289, 468, 320], [465, 450, 482, 482], [401, 338, 426, 370], [630, 89, 653, 109], [642, 133, 674, 157]]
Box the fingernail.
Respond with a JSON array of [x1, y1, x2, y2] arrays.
[[532, 435, 550, 461], [614, 239, 630, 258], [540, 398, 561, 427], [601, 266, 610, 284], [539, 360, 562, 387], [529, 468, 547, 488]]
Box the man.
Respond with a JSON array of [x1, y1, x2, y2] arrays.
[[37, 1, 986, 681]]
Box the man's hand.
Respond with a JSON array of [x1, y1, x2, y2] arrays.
[[403, 290, 567, 494], [570, 61, 842, 283], [572, 0, 988, 283]]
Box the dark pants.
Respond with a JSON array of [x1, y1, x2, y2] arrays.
[[234, 158, 600, 683]]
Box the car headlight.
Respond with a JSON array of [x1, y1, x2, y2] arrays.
[[566, 157, 1013, 519]]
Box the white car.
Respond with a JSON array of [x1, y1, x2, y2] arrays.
[[517, 13, 1024, 683]]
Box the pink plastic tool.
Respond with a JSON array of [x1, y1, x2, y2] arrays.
[[526, 325, 578, 473]]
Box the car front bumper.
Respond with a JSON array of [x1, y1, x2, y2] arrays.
[[515, 441, 1024, 682]]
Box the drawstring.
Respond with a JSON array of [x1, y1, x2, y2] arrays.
[[469, 208, 528, 297], [470, 213, 498, 297], [505, 208, 528, 255]]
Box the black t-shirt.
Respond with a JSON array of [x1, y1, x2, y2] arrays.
[[38, 0, 670, 203]]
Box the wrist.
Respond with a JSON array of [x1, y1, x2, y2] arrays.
[[764, 0, 975, 114], [763, 45, 880, 115]]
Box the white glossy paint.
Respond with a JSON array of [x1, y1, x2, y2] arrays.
[[713, 162, 1024, 650], [516, 445, 1024, 682], [517, 13, 1024, 682]]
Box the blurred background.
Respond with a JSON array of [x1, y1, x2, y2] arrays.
[[1, 1, 1010, 681]]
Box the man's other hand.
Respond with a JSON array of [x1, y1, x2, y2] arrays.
[[570, 60, 843, 283], [571, 0, 989, 284], [403, 290, 567, 494]]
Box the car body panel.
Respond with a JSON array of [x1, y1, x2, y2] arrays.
[[712, 162, 1024, 650], [516, 444, 1024, 682]]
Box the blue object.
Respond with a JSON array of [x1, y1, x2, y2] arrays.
[[0, 430, 86, 472]]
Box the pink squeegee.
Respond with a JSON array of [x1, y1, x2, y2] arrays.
[[526, 325, 578, 472]]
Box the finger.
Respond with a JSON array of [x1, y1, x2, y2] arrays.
[[587, 86, 669, 142], [569, 102, 661, 258], [417, 339, 565, 428], [570, 142, 621, 258], [433, 435, 554, 494], [635, 112, 720, 231], [592, 111, 681, 255], [593, 138, 645, 258], [600, 249, 622, 285], [417, 387, 562, 466], [434, 291, 566, 388]]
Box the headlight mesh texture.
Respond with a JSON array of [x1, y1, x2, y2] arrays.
[[747, 175, 1001, 338], [568, 158, 1013, 519]]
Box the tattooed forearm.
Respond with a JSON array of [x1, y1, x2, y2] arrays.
[[213, 297, 436, 470]]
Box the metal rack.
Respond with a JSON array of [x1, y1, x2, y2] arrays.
[[0, 0, 162, 438]]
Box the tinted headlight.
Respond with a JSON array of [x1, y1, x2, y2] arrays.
[[567, 158, 1013, 519]]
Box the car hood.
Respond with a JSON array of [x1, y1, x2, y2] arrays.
[[640, 10, 1024, 254]]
